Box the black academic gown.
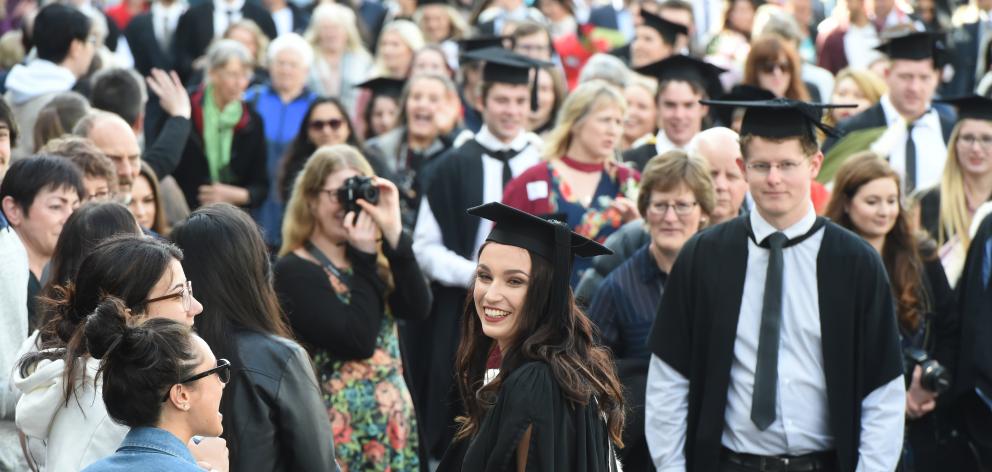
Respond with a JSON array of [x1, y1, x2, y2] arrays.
[[621, 143, 658, 172], [647, 216, 903, 472], [403, 139, 495, 459], [437, 362, 614, 472], [953, 212, 992, 464]]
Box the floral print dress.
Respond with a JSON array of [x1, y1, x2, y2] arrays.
[[314, 270, 420, 472]]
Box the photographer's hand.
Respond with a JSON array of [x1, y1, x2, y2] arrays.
[[906, 365, 937, 419], [355, 177, 403, 249], [343, 209, 379, 254]]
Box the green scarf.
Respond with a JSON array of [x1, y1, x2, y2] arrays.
[[201, 84, 244, 183]]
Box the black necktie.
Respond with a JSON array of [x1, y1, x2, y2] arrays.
[[751, 231, 787, 431], [487, 147, 523, 187], [905, 121, 917, 193]]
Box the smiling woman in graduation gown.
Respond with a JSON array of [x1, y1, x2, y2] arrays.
[[438, 202, 624, 472]]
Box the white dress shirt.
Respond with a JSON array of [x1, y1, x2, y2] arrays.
[[152, 2, 186, 50], [413, 126, 542, 288], [654, 130, 686, 156], [645, 204, 906, 472], [271, 7, 293, 37], [879, 94, 947, 192], [213, 0, 245, 38]]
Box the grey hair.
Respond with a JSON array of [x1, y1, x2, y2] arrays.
[[577, 54, 631, 89], [686, 126, 740, 158], [267, 32, 313, 68], [205, 39, 254, 72]]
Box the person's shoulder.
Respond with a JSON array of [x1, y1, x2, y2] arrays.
[[836, 102, 884, 132], [822, 220, 880, 259], [273, 252, 317, 278], [234, 330, 309, 377], [502, 362, 556, 397]]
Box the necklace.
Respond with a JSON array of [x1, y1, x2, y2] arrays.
[[560, 155, 605, 173]]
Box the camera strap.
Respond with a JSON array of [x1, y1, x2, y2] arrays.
[[304, 240, 351, 286]]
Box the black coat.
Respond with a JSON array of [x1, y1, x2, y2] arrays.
[[173, 89, 268, 210], [822, 101, 957, 152], [223, 329, 340, 471], [174, 2, 277, 83], [124, 12, 175, 77], [648, 217, 904, 472]]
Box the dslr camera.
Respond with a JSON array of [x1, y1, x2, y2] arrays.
[[337, 176, 380, 215], [904, 347, 951, 395]]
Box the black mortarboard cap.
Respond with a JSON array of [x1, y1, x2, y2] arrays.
[[714, 84, 775, 127], [700, 98, 857, 141], [458, 36, 509, 56], [635, 54, 727, 101], [354, 76, 405, 99], [417, 0, 450, 6], [639, 10, 688, 46], [935, 95, 992, 121], [461, 47, 554, 111], [874, 30, 945, 63], [468, 202, 611, 324]]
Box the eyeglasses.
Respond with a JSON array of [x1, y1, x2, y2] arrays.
[[649, 200, 699, 216], [745, 160, 806, 175], [146, 280, 193, 311], [161, 359, 231, 402], [319, 188, 340, 203], [309, 119, 344, 131], [759, 61, 790, 74], [959, 134, 992, 149]]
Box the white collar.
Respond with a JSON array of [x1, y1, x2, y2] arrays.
[[880, 94, 937, 127], [749, 202, 817, 243], [153, 2, 185, 16], [215, 0, 245, 13], [475, 125, 534, 152]]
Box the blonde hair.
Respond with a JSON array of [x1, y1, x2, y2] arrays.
[[374, 20, 426, 77], [224, 19, 269, 67], [543, 80, 628, 160], [824, 68, 887, 128], [280, 144, 375, 256], [306, 3, 371, 59], [936, 120, 992, 250], [413, 3, 469, 41]]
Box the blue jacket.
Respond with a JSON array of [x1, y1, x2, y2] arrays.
[[82, 427, 203, 472]]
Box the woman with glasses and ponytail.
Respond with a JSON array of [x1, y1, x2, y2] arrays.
[[14, 235, 212, 471], [80, 298, 229, 472]]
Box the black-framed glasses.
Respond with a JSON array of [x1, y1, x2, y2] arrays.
[[649, 200, 699, 216], [759, 61, 790, 74], [146, 280, 193, 311], [161, 359, 231, 402]]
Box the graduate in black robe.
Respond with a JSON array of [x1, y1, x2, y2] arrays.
[[622, 55, 725, 172], [406, 47, 548, 459], [645, 99, 905, 472], [953, 210, 992, 465], [437, 202, 624, 472]]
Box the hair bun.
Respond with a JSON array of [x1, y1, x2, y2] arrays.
[[84, 297, 131, 360]]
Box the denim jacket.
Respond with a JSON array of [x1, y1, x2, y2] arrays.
[[81, 426, 203, 472]]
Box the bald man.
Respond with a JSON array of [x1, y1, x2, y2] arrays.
[[687, 127, 748, 224], [74, 111, 142, 200]]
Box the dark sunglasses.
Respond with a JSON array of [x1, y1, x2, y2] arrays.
[[309, 118, 344, 131], [161, 358, 231, 402], [759, 61, 790, 74]]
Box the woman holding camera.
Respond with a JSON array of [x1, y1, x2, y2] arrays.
[[825, 153, 970, 470], [274, 145, 431, 471]]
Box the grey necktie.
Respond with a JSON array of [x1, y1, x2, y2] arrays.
[[751, 231, 787, 431], [905, 121, 917, 193]]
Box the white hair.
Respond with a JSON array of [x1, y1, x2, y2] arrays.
[[205, 39, 253, 71], [686, 126, 740, 158], [577, 54, 631, 89], [267, 32, 313, 68]]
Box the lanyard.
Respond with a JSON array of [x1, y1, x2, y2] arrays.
[[304, 240, 350, 285]]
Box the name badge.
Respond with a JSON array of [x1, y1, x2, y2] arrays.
[[526, 181, 548, 201]]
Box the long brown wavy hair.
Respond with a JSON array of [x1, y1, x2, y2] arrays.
[[824, 152, 928, 332], [453, 243, 625, 447]]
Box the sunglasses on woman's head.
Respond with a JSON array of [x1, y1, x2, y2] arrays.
[[310, 119, 344, 131]]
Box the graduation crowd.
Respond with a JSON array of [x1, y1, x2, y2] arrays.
[[0, 0, 991, 470]]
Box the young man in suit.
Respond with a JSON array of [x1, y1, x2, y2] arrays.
[[823, 31, 955, 193], [173, 0, 277, 83]]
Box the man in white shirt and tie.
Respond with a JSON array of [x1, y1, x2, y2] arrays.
[[646, 98, 906, 472]]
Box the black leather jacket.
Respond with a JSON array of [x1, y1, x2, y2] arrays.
[[224, 329, 340, 472]]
